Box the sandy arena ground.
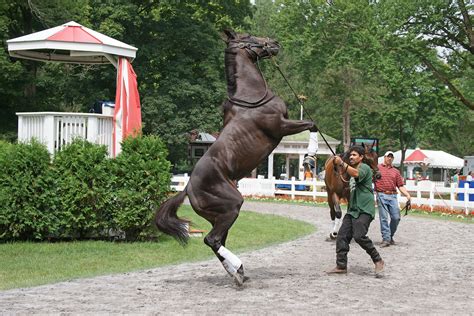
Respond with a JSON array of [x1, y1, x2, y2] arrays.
[[1, 201, 473, 314]]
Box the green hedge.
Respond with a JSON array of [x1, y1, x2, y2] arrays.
[[111, 136, 172, 240], [51, 139, 113, 239], [0, 136, 171, 242], [0, 140, 56, 240]]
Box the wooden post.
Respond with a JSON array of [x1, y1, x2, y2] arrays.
[[464, 182, 469, 215], [43, 114, 55, 155], [291, 176, 296, 200], [87, 116, 99, 143]]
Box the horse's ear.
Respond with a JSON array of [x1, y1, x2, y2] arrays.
[[222, 29, 237, 42]]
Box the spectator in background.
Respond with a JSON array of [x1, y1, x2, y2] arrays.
[[374, 151, 411, 247], [453, 170, 460, 185], [467, 171, 473, 182]]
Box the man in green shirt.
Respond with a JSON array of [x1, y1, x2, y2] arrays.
[[327, 145, 385, 277]]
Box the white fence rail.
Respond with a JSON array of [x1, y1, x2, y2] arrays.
[[17, 112, 114, 156], [171, 175, 474, 214]]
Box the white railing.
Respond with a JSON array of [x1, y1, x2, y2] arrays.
[[17, 112, 114, 156], [171, 175, 474, 214]]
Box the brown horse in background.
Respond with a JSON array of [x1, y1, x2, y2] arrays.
[[155, 30, 317, 286], [324, 143, 380, 240]]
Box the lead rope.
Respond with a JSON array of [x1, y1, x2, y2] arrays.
[[401, 199, 412, 216], [271, 57, 336, 156]]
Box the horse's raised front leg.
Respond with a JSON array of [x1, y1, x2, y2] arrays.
[[279, 118, 315, 137]]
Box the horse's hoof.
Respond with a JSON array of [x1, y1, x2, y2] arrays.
[[233, 265, 246, 286], [329, 232, 337, 240]]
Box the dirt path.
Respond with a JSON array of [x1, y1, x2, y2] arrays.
[[1, 201, 473, 314]]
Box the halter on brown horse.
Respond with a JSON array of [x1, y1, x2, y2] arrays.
[[155, 30, 317, 286], [324, 143, 381, 240]]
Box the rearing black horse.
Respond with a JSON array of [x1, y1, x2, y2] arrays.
[[155, 30, 316, 286]]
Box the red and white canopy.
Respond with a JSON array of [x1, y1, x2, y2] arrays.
[[378, 149, 463, 169], [7, 21, 137, 64], [113, 58, 142, 156], [8, 21, 141, 157], [404, 148, 430, 164]]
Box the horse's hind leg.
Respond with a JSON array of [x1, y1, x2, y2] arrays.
[[200, 192, 246, 286]]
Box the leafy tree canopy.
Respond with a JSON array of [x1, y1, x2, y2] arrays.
[[0, 0, 471, 169]]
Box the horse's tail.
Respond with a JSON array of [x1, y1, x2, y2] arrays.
[[155, 189, 189, 245]]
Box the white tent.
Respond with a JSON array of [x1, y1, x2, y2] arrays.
[[378, 149, 463, 169], [378, 149, 464, 181]]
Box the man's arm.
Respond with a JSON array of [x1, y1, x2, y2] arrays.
[[395, 171, 411, 200], [398, 186, 411, 200], [334, 156, 359, 177]]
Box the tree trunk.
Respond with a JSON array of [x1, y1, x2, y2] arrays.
[[342, 97, 351, 152]]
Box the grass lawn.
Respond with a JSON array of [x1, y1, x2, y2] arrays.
[[0, 205, 314, 291], [406, 209, 474, 223]]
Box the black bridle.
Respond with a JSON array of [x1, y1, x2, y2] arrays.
[[227, 38, 278, 60], [226, 39, 278, 108]]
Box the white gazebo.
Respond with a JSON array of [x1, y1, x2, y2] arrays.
[[268, 130, 340, 180], [8, 21, 141, 157], [7, 21, 136, 66]]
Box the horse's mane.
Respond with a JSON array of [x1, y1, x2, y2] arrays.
[[224, 49, 238, 96]]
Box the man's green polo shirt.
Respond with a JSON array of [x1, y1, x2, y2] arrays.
[[347, 163, 375, 219]]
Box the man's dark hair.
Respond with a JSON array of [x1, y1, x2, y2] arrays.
[[349, 145, 365, 156]]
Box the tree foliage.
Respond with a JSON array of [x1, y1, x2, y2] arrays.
[[0, 0, 472, 168], [248, 0, 472, 157]]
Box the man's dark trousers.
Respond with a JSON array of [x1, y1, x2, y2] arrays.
[[336, 213, 381, 269]]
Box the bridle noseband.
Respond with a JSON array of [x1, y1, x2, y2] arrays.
[[228, 38, 278, 60]]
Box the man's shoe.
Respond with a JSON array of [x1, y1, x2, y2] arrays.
[[327, 266, 347, 274], [380, 240, 391, 247], [375, 260, 385, 278], [390, 239, 395, 245]]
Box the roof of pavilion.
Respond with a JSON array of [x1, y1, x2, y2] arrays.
[[281, 130, 339, 143]]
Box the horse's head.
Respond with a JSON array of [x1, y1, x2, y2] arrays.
[[362, 142, 381, 180], [223, 29, 280, 60]]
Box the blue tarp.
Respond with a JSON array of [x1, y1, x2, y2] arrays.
[[457, 180, 474, 201]]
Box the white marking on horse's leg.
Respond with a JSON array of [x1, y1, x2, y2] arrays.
[[218, 246, 242, 275], [335, 217, 342, 232], [329, 218, 342, 239]]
